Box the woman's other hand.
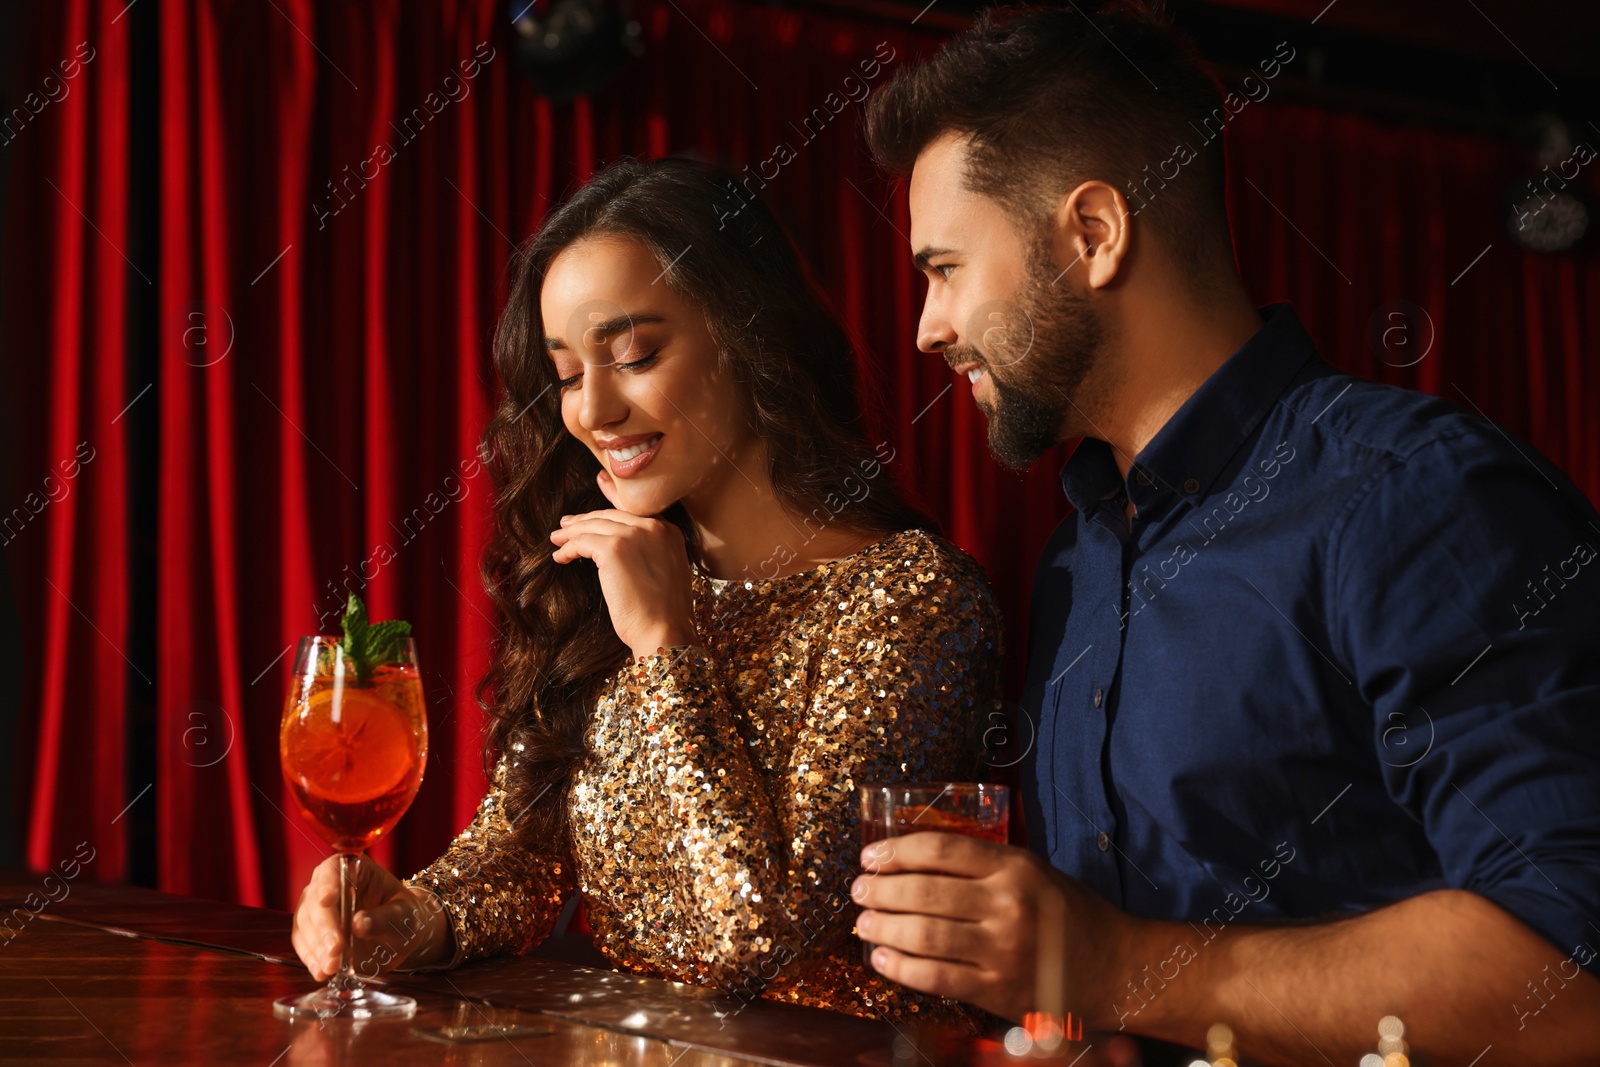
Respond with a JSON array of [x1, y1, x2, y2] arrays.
[[290, 854, 451, 981], [548, 469, 699, 659]]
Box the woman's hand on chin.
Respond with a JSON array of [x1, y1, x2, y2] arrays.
[[549, 469, 699, 660]]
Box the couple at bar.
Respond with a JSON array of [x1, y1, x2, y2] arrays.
[[290, 5, 1600, 1061]]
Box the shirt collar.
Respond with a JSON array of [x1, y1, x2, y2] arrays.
[[1059, 302, 1320, 511]]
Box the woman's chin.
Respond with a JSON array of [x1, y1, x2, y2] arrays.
[[609, 481, 676, 517]]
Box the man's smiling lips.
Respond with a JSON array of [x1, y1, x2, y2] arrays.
[[950, 359, 989, 392]]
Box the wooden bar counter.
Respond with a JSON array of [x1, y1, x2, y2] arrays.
[[0, 871, 918, 1066]]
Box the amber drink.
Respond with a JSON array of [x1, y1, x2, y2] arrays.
[[857, 783, 1009, 964]]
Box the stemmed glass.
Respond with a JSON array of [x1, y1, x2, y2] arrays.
[[273, 635, 428, 1020]]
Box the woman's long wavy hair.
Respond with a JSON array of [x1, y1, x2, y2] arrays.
[[477, 157, 935, 855]]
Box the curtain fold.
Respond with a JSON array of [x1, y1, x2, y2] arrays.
[[5, 0, 1598, 911], [4, 0, 132, 881]]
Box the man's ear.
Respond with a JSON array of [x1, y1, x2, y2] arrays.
[[1052, 180, 1131, 290]]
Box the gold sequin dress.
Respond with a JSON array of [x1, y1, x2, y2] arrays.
[[404, 527, 1005, 1027]]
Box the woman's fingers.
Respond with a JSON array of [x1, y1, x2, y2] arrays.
[[345, 888, 432, 977], [559, 506, 655, 529], [292, 859, 342, 979], [289, 914, 323, 979], [290, 856, 407, 980], [550, 517, 631, 549], [550, 528, 621, 564], [550, 519, 627, 540], [291, 907, 341, 980], [547, 505, 694, 657], [551, 515, 676, 562], [352, 854, 403, 910]]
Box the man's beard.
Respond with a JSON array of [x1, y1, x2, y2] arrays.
[[952, 239, 1108, 470]]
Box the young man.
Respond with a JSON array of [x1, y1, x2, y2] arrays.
[[848, 6, 1600, 1064]]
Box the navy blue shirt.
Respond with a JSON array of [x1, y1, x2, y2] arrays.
[[1021, 302, 1600, 987]]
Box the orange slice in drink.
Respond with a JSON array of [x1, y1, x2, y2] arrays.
[[283, 687, 415, 804]]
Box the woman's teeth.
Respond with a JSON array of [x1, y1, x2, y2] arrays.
[[606, 435, 661, 462], [966, 368, 987, 383]]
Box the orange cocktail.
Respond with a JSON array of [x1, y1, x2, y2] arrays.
[[274, 597, 428, 1021], [280, 659, 427, 853]]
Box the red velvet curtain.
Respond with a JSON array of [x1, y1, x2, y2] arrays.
[[6, 0, 1598, 911], [3, 0, 133, 880]]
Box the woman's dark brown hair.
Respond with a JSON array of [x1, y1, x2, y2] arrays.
[[477, 157, 934, 854]]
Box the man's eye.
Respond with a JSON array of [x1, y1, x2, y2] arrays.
[[934, 264, 956, 280]]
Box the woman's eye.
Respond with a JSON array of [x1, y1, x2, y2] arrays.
[[619, 348, 660, 371], [555, 348, 657, 390]]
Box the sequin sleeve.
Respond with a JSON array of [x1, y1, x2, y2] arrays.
[[401, 755, 577, 969], [603, 541, 1002, 1020]]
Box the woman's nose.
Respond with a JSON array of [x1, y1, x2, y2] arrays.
[[576, 360, 628, 432]]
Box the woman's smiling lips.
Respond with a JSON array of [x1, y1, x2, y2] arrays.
[[596, 432, 664, 478]]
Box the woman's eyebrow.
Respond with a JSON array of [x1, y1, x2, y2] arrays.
[[544, 312, 668, 351]]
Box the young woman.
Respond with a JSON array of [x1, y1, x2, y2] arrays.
[[290, 158, 1004, 1027]]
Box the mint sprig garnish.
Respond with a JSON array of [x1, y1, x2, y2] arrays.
[[339, 594, 412, 683]]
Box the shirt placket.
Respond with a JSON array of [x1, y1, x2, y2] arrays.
[[1048, 499, 1128, 905]]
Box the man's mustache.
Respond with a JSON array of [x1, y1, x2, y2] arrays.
[[943, 343, 984, 373]]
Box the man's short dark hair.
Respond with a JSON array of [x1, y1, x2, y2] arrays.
[[865, 2, 1237, 286]]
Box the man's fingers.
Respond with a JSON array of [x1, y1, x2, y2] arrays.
[[857, 909, 984, 964], [851, 871, 992, 919], [866, 943, 989, 1005], [859, 830, 1011, 877]]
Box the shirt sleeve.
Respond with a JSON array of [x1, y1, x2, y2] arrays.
[[401, 754, 577, 969], [604, 549, 1003, 1019], [1328, 429, 1600, 974]]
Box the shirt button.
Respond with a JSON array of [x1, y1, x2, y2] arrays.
[[1093, 688, 1104, 708], [1184, 477, 1200, 494], [1136, 468, 1153, 487], [1097, 831, 1111, 852]]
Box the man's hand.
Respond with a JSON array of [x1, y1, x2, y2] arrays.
[[851, 831, 1133, 1023], [857, 837, 1600, 1064]]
